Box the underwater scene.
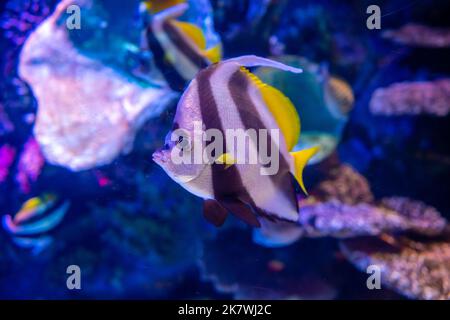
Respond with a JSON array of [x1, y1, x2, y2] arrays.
[[0, 0, 449, 300]]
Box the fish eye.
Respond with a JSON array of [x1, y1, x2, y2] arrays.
[[177, 136, 191, 152], [172, 129, 192, 152]]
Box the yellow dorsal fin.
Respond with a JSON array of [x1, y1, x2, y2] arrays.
[[215, 153, 236, 169], [290, 146, 320, 195], [21, 197, 42, 211], [171, 20, 206, 50], [240, 67, 300, 151], [203, 44, 222, 63], [15, 197, 43, 223]]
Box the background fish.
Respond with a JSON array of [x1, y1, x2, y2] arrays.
[[2, 194, 70, 255], [143, 0, 222, 91], [153, 55, 318, 227]]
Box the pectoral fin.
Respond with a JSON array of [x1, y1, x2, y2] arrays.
[[215, 153, 236, 169], [291, 146, 320, 195], [220, 198, 261, 227], [203, 200, 228, 227]]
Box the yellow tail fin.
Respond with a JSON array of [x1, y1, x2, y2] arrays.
[[203, 44, 222, 63], [290, 146, 320, 195]]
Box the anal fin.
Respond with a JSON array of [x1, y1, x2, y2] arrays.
[[220, 198, 261, 228], [203, 199, 228, 227]]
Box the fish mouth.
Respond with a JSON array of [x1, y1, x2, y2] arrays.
[[152, 149, 170, 165]]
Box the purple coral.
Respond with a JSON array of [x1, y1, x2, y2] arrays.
[[379, 197, 447, 236], [369, 79, 450, 117], [299, 201, 406, 238], [0, 0, 51, 47], [0, 144, 16, 183], [340, 235, 450, 300], [15, 137, 44, 193], [298, 165, 446, 238], [297, 198, 446, 238], [383, 23, 450, 48]]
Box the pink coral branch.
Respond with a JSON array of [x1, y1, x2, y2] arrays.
[[370, 79, 450, 116]]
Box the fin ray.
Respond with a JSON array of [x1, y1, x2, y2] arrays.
[[220, 198, 261, 227], [226, 55, 303, 74]]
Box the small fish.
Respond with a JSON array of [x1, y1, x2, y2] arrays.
[[2, 194, 70, 255], [318, 64, 354, 120], [324, 77, 354, 118], [153, 55, 318, 227], [143, 0, 222, 91]]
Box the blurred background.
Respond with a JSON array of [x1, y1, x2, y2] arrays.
[[0, 0, 449, 299]]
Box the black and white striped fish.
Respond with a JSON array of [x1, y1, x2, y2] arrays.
[[153, 56, 318, 227], [143, 0, 222, 91]]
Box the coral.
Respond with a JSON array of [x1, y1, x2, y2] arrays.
[[369, 79, 450, 117], [18, 0, 177, 171], [297, 199, 446, 238], [0, 0, 52, 47], [15, 137, 44, 193], [311, 164, 374, 205], [383, 23, 450, 48], [0, 144, 16, 183], [0, 0, 49, 114], [256, 162, 446, 246], [379, 197, 447, 236], [340, 234, 450, 300]]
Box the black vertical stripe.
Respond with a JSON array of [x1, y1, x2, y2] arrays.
[[163, 20, 209, 71], [146, 25, 187, 92], [228, 70, 299, 213], [196, 66, 253, 204]]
